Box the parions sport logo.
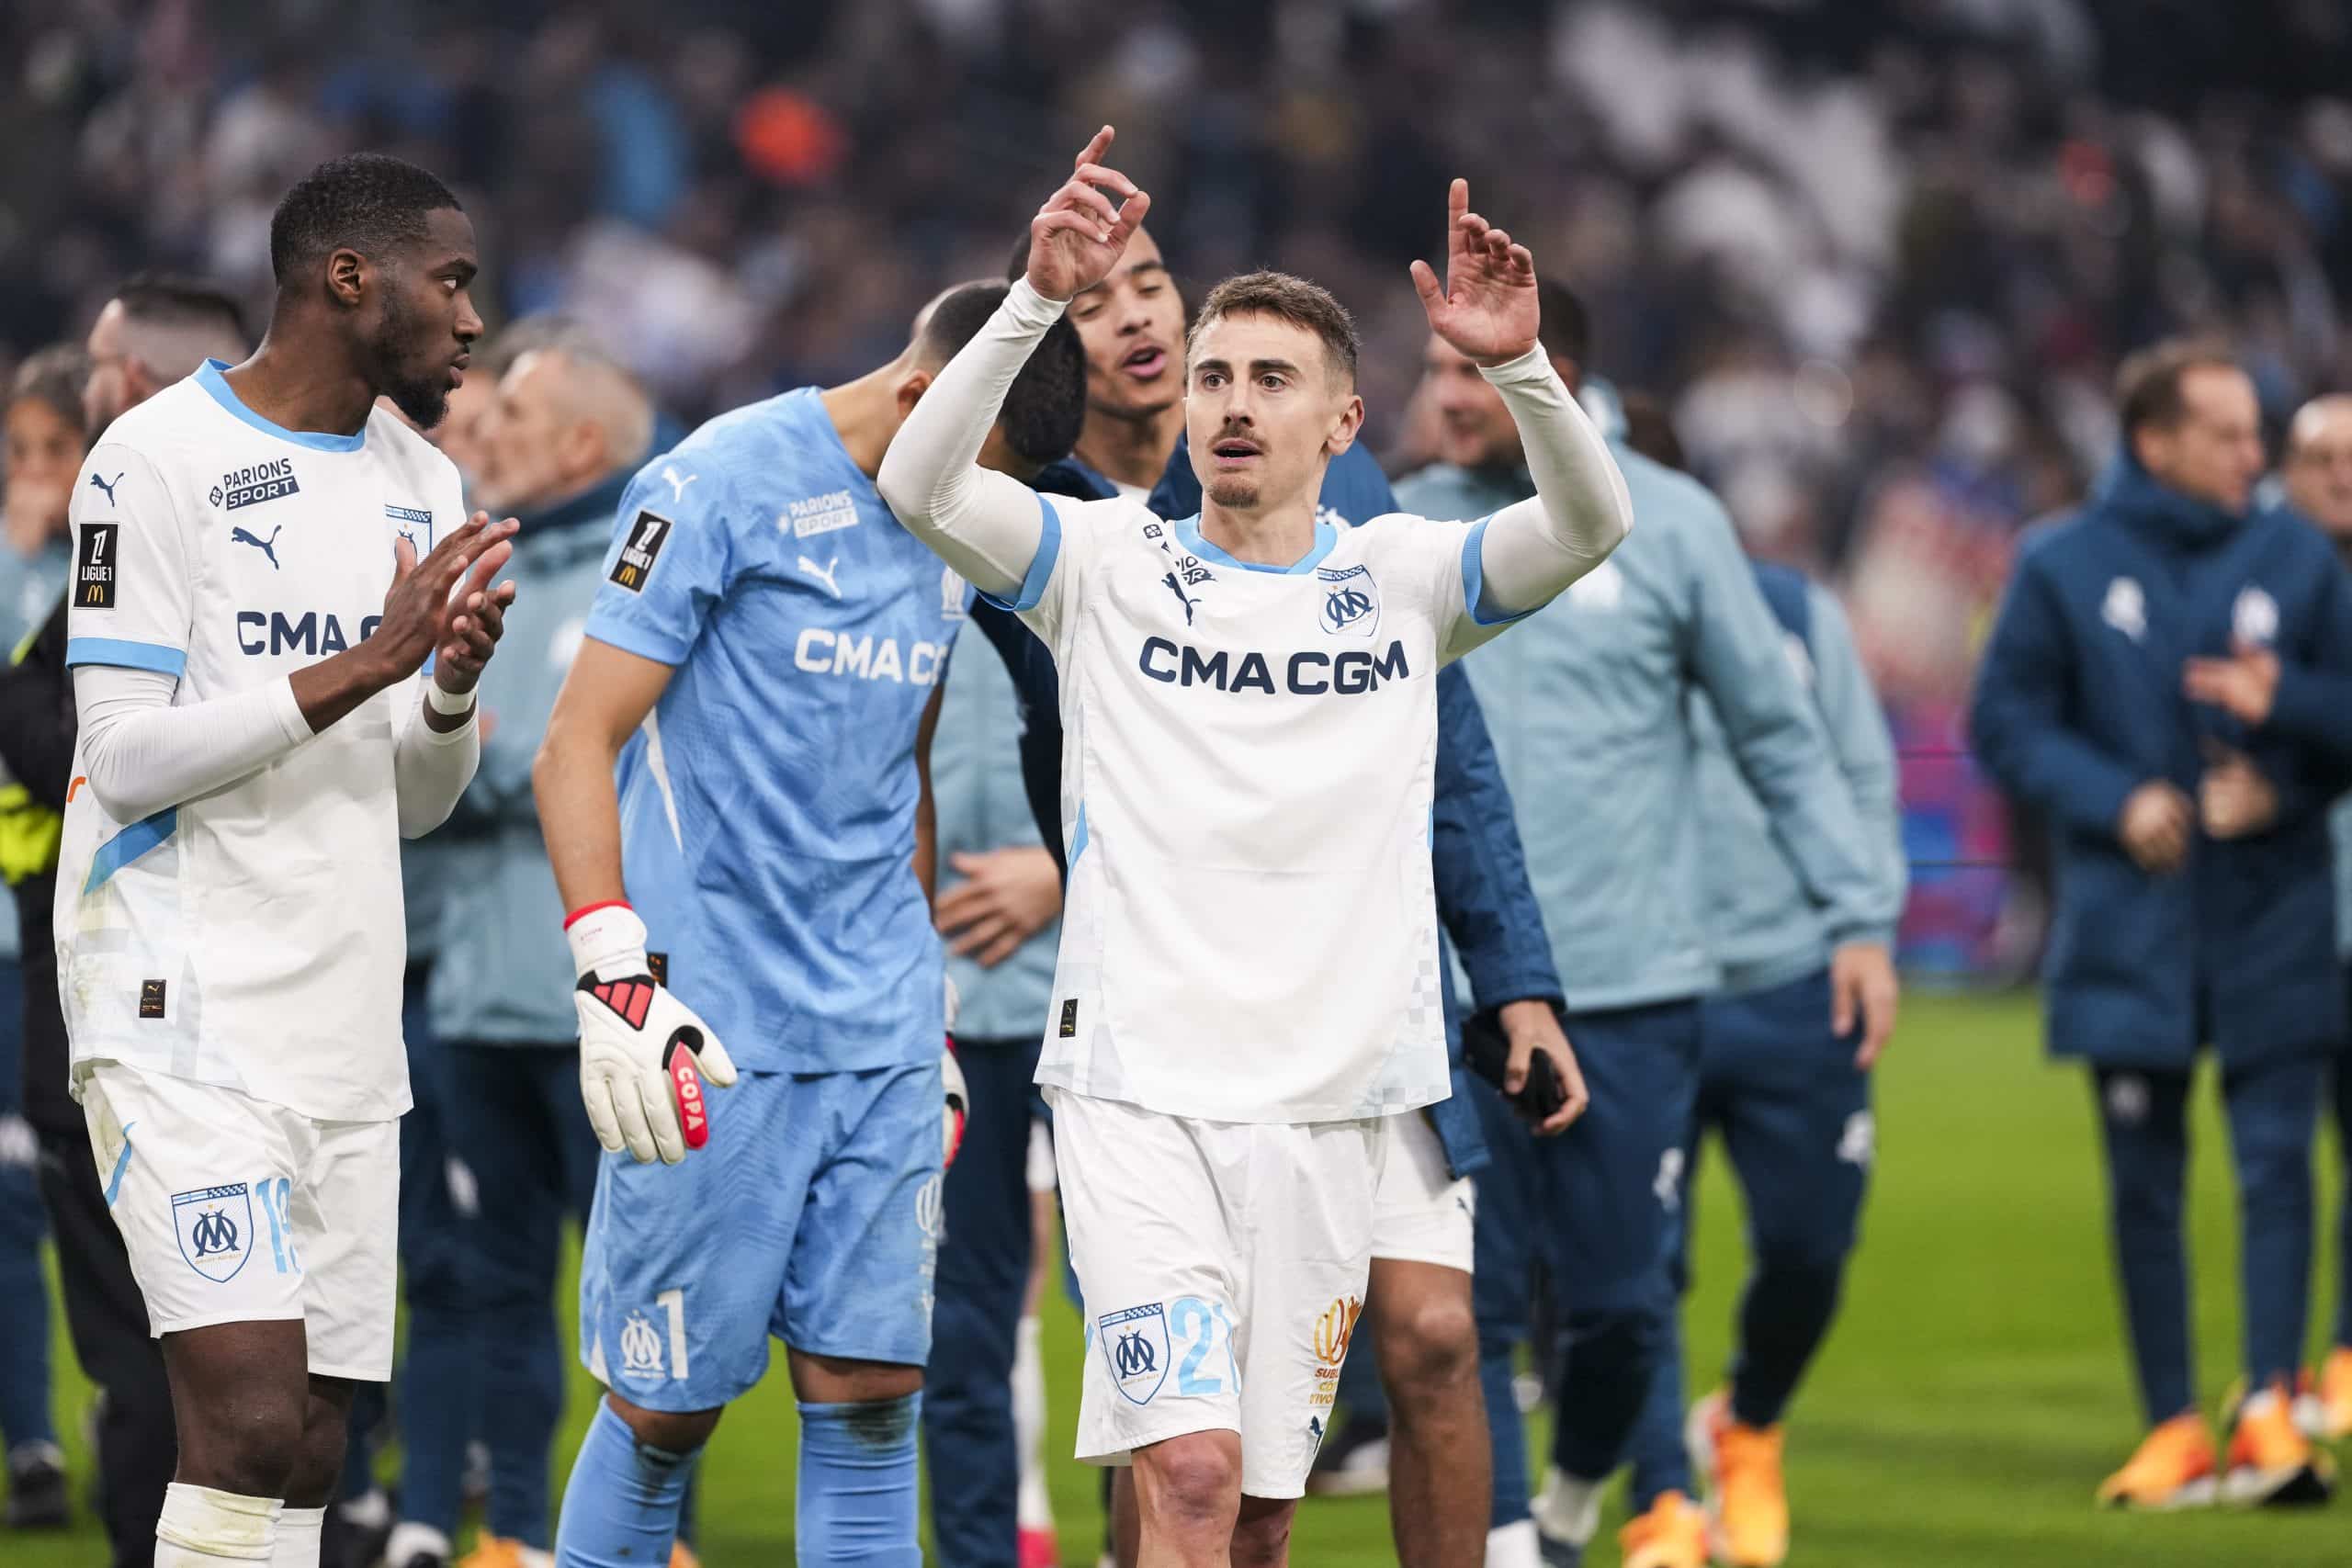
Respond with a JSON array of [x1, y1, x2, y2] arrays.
[[209, 459, 300, 512], [1136, 637, 1409, 696]]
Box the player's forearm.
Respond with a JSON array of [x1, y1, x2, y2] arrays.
[[392, 688, 481, 839], [74, 663, 311, 823], [877, 278, 1066, 600], [283, 641, 424, 735], [532, 716, 629, 914], [1475, 349, 1633, 615]]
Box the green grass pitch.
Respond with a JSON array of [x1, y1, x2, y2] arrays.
[[10, 993, 2347, 1563]]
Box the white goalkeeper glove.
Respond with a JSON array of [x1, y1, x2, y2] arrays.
[[567, 902, 737, 1164], [942, 973, 967, 1168]]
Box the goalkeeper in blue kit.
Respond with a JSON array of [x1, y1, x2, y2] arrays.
[[529, 282, 1086, 1568]]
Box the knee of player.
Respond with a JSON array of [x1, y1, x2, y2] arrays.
[[1751, 1232, 1856, 1287], [1377, 1292, 1479, 1398], [1133, 1433, 1243, 1529], [605, 1392, 723, 1457], [177, 1393, 310, 1497]]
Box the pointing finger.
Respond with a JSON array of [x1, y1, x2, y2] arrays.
[[1073, 163, 1141, 201], [1077, 125, 1114, 170]]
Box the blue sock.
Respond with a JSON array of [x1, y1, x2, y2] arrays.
[[1478, 1337, 1529, 1529], [555, 1402, 698, 1568], [797, 1395, 922, 1567]]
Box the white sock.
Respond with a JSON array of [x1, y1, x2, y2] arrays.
[[1532, 1466, 1604, 1548], [384, 1521, 452, 1567], [154, 1483, 279, 1567], [337, 1488, 390, 1531], [273, 1506, 324, 1568], [1013, 1314, 1054, 1530], [1485, 1518, 1540, 1568]]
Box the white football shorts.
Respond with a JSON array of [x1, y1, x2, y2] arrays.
[[1370, 1109, 1476, 1273], [1050, 1087, 1383, 1499], [82, 1059, 398, 1380]]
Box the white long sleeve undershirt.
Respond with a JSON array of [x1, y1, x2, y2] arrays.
[[876, 276, 1632, 609], [75, 663, 478, 837]]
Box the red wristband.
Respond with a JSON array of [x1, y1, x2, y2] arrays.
[[563, 899, 633, 930]]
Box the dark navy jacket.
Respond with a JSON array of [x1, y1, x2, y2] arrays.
[[1971, 454, 2352, 1068], [969, 439, 1562, 1174]]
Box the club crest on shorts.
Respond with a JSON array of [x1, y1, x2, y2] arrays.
[[617, 1311, 666, 1383], [1098, 1303, 1170, 1405], [1316, 563, 1379, 638], [173, 1183, 254, 1283]]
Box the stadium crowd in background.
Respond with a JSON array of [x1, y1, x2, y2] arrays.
[[8, 5, 2352, 1568], [7, 0, 2352, 974]]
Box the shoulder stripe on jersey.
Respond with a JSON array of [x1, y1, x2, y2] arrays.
[[1460, 515, 1542, 628], [84, 806, 177, 894], [978, 491, 1063, 614], [65, 637, 187, 678], [195, 360, 367, 453]]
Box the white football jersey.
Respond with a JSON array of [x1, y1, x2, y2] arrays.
[[54, 362, 465, 1122], [1012, 495, 1519, 1123]]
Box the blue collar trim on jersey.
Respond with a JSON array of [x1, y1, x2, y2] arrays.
[[1174, 513, 1337, 574], [195, 360, 368, 453]]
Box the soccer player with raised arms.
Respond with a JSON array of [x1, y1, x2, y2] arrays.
[[53, 152, 515, 1568], [879, 128, 1634, 1567]]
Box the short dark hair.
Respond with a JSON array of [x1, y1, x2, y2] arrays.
[[1616, 390, 1685, 471], [1187, 271, 1358, 386], [921, 281, 1088, 468], [268, 152, 463, 287], [1004, 234, 1033, 286], [2115, 338, 2241, 440], [1537, 278, 1589, 371], [9, 344, 92, 438], [112, 273, 248, 346]]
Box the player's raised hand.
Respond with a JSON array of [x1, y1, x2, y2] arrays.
[[1410, 178, 1541, 367], [374, 512, 518, 686], [568, 903, 737, 1165], [430, 511, 520, 696], [1026, 125, 1150, 303]]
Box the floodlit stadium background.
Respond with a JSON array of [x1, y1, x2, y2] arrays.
[[6, 0, 2352, 1562]]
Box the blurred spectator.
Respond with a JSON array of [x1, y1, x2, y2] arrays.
[[0, 345, 83, 1534], [420, 331, 661, 1568], [1971, 341, 2352, 1506], [82, 275, 249, 437], [2287, 392, 2352, 1444]]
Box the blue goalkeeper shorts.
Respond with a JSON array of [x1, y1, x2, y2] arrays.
[[579, 1062, 943, 1412]]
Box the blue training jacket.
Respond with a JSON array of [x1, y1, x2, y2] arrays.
[[1972, 452, 2352, 1068], [968, 438, 1561, 1176]]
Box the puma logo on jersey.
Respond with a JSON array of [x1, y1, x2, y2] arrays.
[[88, 470, 123, 506], [798, 554, 842, 598], [232, 525, 283, 570], [1136, 637, 1409, 696], [661, 466, 697, 504], [1162, 570, 1199, 625]]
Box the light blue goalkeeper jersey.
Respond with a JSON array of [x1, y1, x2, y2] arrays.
[[582, 388, 970, 1073]]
